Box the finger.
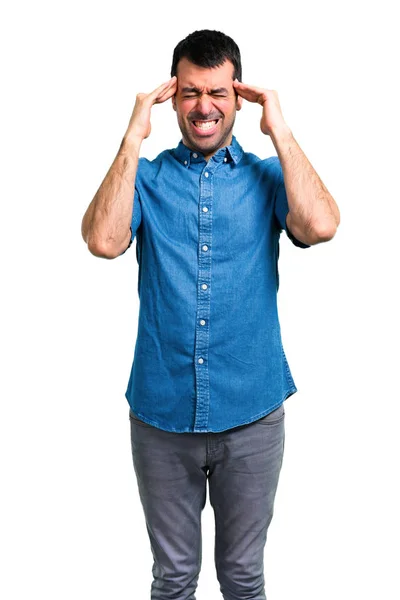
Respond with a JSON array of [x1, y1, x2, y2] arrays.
[[233, 79, 248, 88], [235, 86, 264, 103], [149, 76, 177, 99], [235, 82, 261, 94], [234, 87, 256, 100], [149, 81, 177, 105], [155, 80, 177, 103], [234, 79, 266, 93], [155, 85, 177, 104], [232, 80, 256, 100]]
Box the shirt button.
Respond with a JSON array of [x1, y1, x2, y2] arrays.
[[198, 357, 204, 364], [192, 153, 198, 158], [224, 157, 227, 162], [202, 245, 208, 251], [200, 319, 206, 326], [184, 160, 188, 165], [204, 172, 209, 178], [202, 206, 208, 212], [201, 283, 208, 290]]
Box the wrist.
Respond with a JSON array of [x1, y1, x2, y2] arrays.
[[121, 132, 143, 152], [269, 124, 293, 146]]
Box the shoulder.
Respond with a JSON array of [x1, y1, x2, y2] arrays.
[[136, 149, 173, 182], [240, 149, 282, 172], [239, 151, 283, 186], [261, 155, 283, 180], [137, 150, 168, 170]]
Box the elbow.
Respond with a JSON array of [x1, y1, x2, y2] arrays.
[[310, 220, 339, 244], [85, 227, 131, 258], [86, 237, 120, 259]]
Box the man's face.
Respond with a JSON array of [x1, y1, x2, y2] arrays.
[[172, 57, 242, 161]]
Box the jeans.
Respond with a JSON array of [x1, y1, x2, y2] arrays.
[[129, 402, 285, 600]]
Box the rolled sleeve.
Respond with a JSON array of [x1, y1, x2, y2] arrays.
[[274, 175, 310, 249], [131, 187, 142, 238], [119, 187, 142, 255]]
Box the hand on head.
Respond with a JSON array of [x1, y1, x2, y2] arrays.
[[125, 76, 178, 142]]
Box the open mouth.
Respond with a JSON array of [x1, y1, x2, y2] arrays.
[[191, 119, 220, 135]]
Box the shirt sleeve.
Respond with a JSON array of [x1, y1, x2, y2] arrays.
[[119, 186, 142, 255], [274, 168, 311, 249]]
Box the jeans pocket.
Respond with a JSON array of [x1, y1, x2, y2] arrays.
[[257, 403, 285, 425]]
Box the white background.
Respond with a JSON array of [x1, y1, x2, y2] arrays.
[[1, 1, 399, 599]]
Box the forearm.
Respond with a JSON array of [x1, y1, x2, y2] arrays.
[[81, 134, 142, 258], [270, 126, 340, 245]]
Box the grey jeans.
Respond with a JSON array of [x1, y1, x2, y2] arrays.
[[129, 403, 285, 600]]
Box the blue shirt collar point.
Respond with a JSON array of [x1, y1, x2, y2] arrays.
[[172, 135, 243, 167]]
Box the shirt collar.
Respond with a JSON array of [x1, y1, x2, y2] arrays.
[[172, 134, 244, 168]]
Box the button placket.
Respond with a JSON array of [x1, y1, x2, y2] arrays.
[[193, 164, 216, 431]]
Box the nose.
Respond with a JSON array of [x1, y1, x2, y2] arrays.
[[195, 93, 216, 116]]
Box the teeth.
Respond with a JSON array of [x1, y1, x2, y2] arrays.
[[193, 120, 218, 130]]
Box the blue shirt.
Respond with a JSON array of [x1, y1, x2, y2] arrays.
[[124, 135, 310, 433]]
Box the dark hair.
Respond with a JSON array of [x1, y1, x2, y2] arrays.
[[171, 29, 242, 82]]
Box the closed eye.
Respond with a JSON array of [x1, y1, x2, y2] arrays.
[[182, 94, 228, 99]]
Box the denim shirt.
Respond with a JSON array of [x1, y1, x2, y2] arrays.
[[124, 135, 310, 433]]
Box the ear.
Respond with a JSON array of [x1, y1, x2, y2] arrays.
[[172, 94, 177, 112], [235, 95, 243, 111]]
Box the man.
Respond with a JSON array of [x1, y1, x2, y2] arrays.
[[81, 29, 339, 600]]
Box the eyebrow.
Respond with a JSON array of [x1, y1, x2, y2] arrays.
[[180, 86, 229, 94]]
